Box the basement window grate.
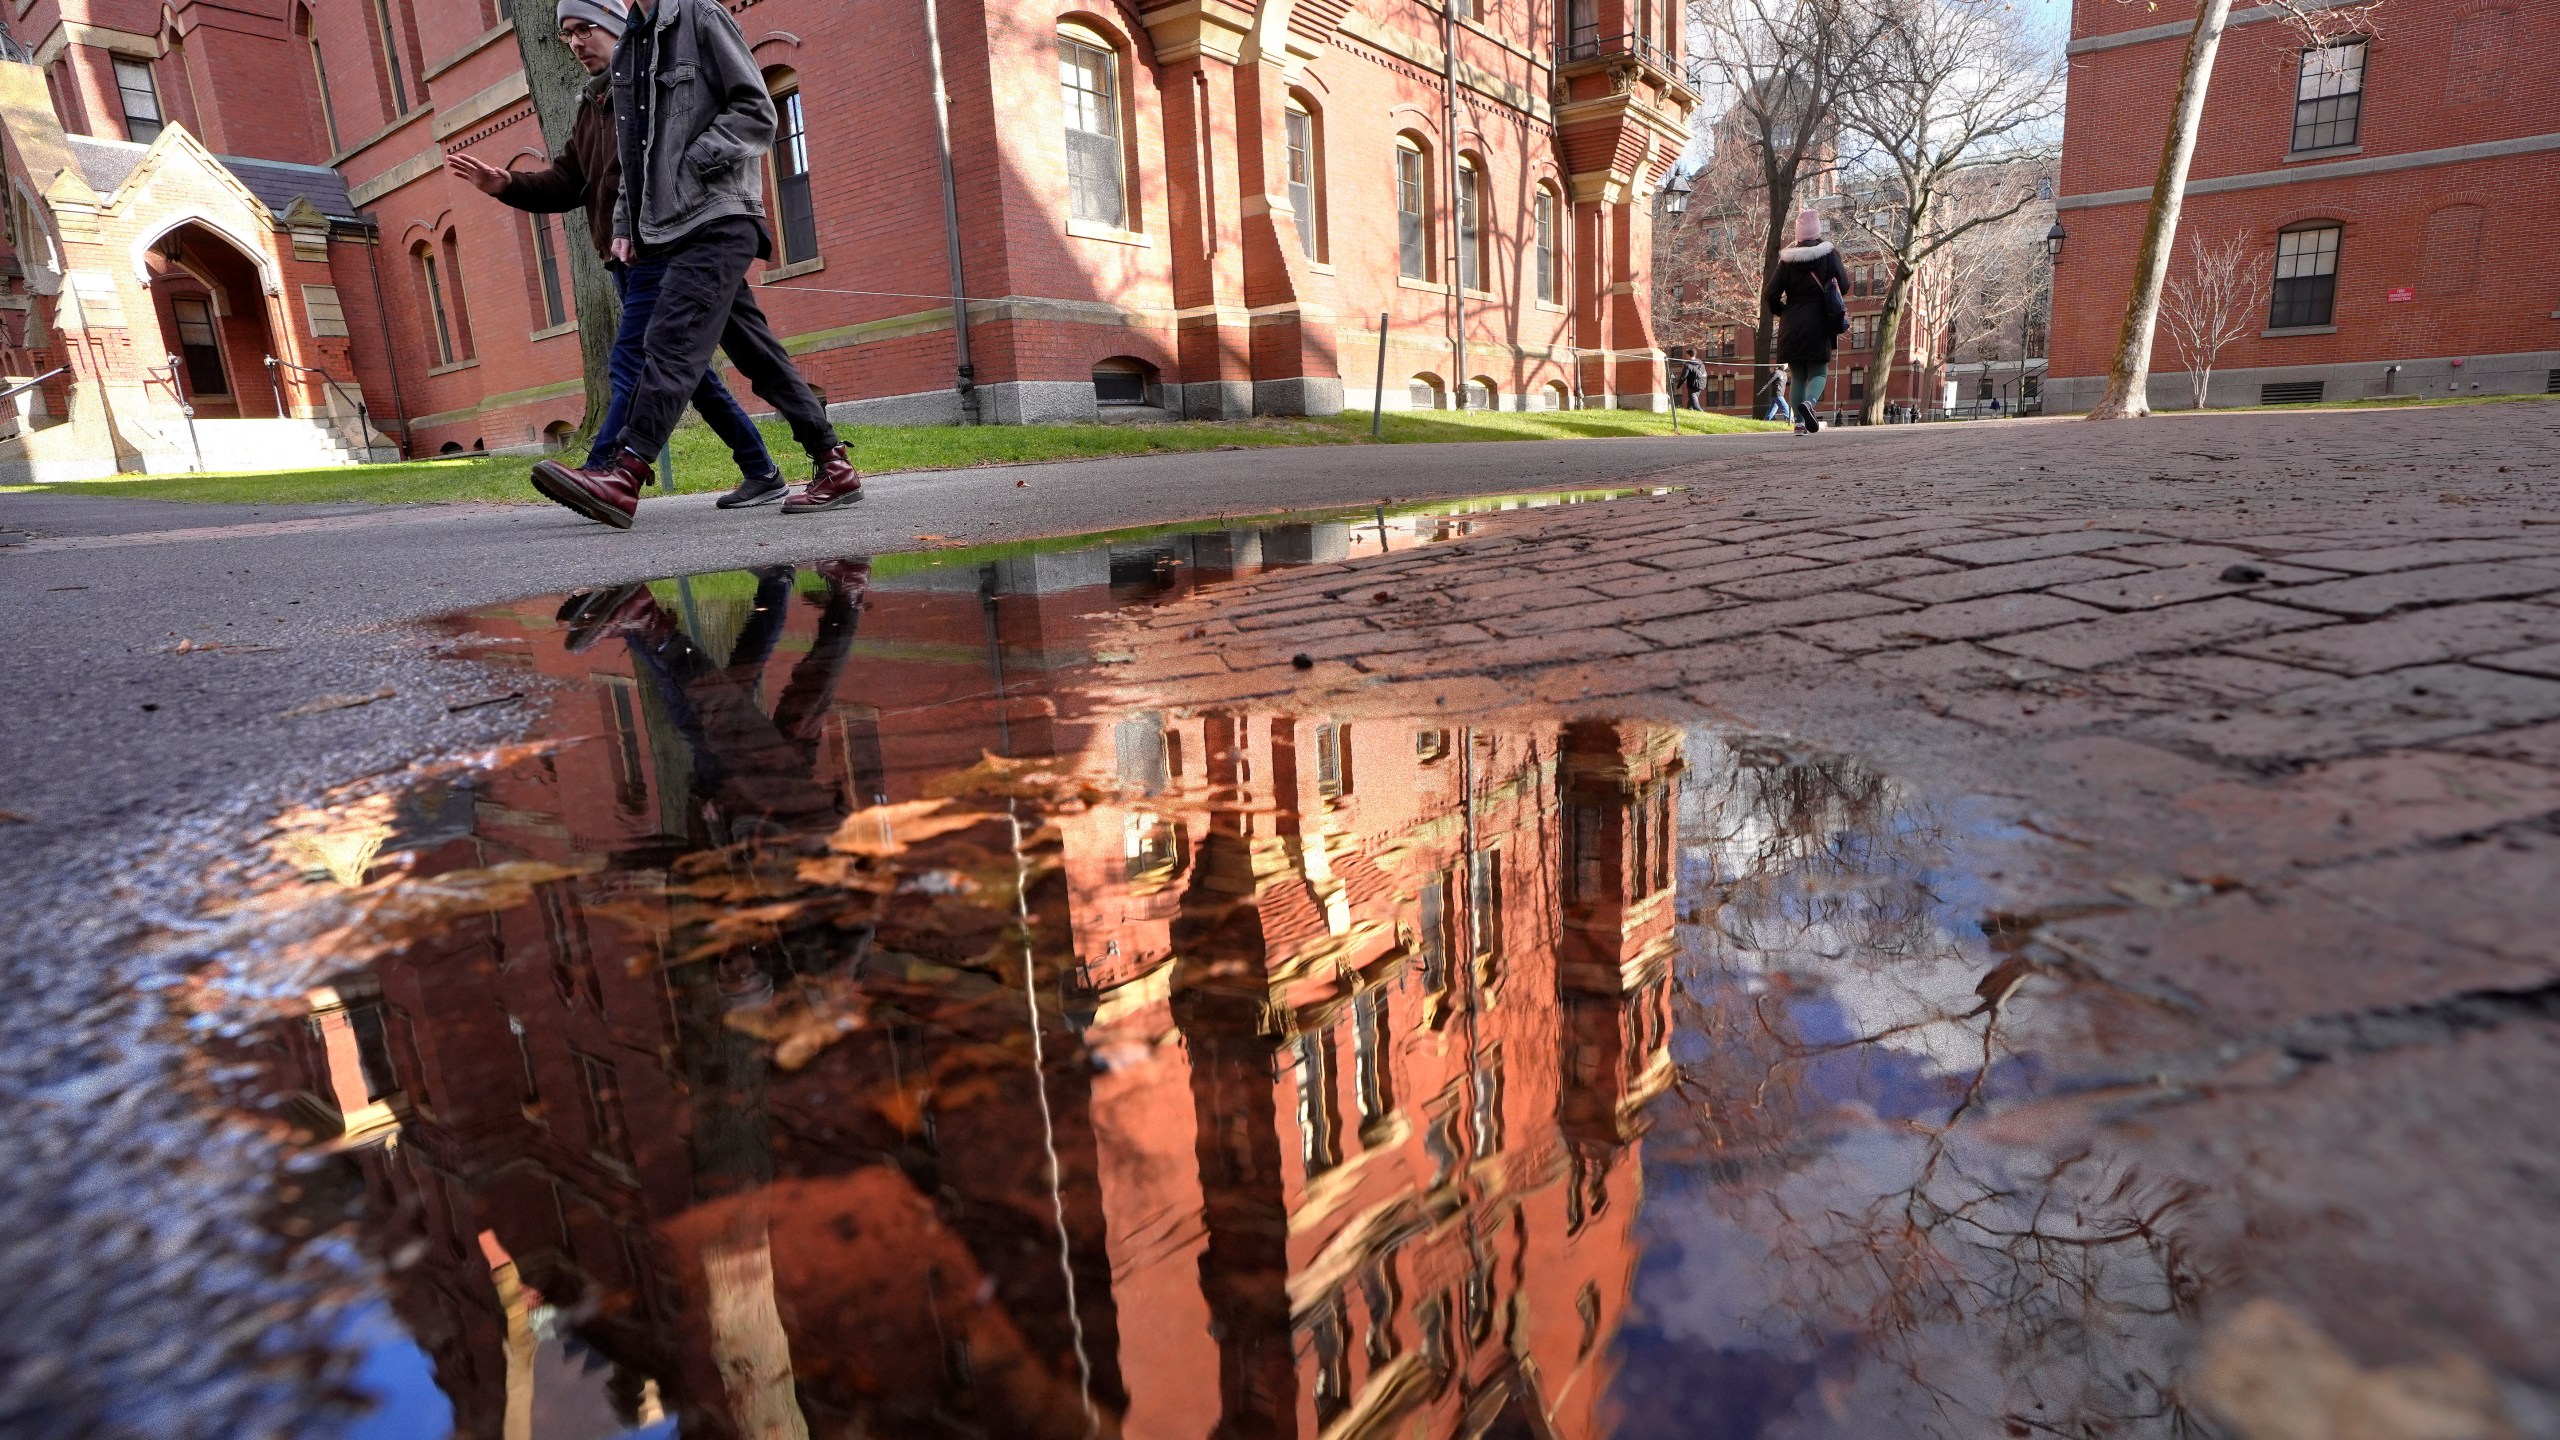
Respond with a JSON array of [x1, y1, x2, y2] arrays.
[[2260, 380, 2326, 405], [2546, 368, 2559, 394]]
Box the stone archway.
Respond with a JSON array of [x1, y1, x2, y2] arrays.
[[140, 221, 281, 419]]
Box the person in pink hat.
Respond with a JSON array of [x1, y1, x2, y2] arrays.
[[1763, 208, 1852, 434]]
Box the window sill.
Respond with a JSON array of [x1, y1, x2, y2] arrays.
[[760, 256, 826, 282], [1305, 259, 1336, 275], [2283, 144, 2361, 163], [1460, 287, 1498, 300], [2261, 324, 2337, 337], [427, 358, 481, 376], [528, 320, 578, 342], [1534, 300, 1566, 313], [1066, 219, 1151, 248], [1397, 276, 1448, 294]]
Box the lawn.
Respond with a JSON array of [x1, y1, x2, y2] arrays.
[[0, 407, 1780, 506]]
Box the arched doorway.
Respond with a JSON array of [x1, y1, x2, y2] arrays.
[[141, 222, 280, 419]]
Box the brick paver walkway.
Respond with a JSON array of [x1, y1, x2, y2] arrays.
[[1109, 401, 2560, 1389]]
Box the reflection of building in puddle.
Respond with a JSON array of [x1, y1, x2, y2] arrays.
[[242, 540, 1684, 1440]]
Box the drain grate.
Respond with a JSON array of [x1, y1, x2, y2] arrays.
[[2547, 368, 2559, 394], [2260, 380, 2326, 405]]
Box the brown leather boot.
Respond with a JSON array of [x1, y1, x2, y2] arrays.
[[781, 443, 863, 514], [529, 449, 649, 529]]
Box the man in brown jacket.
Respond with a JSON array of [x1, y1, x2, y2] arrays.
[[445, 0, 785, 508]]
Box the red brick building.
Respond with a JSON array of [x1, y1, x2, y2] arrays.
[[0, 0, 1694, 477], [256, 514, 1676, 1437], [2047, 0, 2560, 411]]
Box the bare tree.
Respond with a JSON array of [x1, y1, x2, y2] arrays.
[[2086, 0, 2386, 420], [510, 6, 621, 441], [2159, 231, 2269, 409], [1685, 0, 1876, 416], [1833, 0, 2061, 426]]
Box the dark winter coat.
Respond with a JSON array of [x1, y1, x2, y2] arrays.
[[496, 75, 618, 261], [611, 0, 777, 250], [1764, 240, 1852, 369]]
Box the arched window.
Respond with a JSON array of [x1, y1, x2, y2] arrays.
[[298, 7, 340, 154], [2270, 222, 2341, 328], [1093, 356, 1156, 407], [411, 241, 453, 366], [1533, 185, 1559, 303], [766, 69, 819, 264], [1284, 93, 1325, 262], [1059, 22, 1127, 228], [1395, 135, 1430, 280], [1455, 156, 1484, 292], [370, 0, 415, 116], [1545, 380, 1571, 411], [1408, 372, 1445, 410], [527, 214, 569, 328], [1464, 376, 1496, 411]]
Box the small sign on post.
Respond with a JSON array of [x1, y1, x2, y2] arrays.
[[2386, 286, 2416, 303]]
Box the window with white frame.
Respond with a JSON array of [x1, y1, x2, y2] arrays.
[[1059, 25, 1126, 228], [770, 79, 818, 263], [1456, 158, 1482, 291], [2270, 223, 2341, 328], [1534, 187, 1558, 303], [1396, 139, 1428, 280], [2292, 40, 2365, 152], [1285, 99, 1323, 261], [113, 58, 162, 143], [529, 214, 568, 328]]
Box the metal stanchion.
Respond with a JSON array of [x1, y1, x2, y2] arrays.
[[1370, 312, 1389, 438]]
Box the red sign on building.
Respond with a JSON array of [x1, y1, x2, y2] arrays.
[[2387, 287, 2417, 303]]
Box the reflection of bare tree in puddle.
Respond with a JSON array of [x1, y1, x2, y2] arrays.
[[1634, 734, 2217, 1439]]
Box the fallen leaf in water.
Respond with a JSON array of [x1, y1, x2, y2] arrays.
[[828, 798, 994, 856], [0, 810, 31, 824], [284, 688, 396, 717], [2199, 1298, 2515, 1440]]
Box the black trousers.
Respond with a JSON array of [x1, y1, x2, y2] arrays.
[[619, 216, 838, 463]]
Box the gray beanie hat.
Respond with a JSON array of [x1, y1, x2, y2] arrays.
[[556, 0, 627, 37]]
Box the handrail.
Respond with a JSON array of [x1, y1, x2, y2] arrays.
[[264, 354, 383, 457], [0, 365, 68, 406], [1561, 29, 1676, 71], [157, 355, 204, 473]]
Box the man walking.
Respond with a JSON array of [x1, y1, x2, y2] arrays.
[[528, 0, 860, 528], [448, 0, 786, 509]]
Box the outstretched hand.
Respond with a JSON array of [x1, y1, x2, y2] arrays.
[[612, 237, 634, 264], [445, 153, 510, 196]]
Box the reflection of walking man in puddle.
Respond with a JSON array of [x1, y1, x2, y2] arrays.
[[448, 0, 790, 509], [566, 559, 870, 843]]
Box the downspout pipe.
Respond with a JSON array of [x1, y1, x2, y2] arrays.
[[356, 215, 411, 458], [1443, 1, 1461, 407], [923, 0, 979, 424]]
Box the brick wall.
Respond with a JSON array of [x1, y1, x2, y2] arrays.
[[2049, 0, 2560, 410]]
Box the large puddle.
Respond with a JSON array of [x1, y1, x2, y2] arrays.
[[198, 495, 2237, 1439]]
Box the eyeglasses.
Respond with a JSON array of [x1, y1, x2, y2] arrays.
[[556, 21, 600, 41]]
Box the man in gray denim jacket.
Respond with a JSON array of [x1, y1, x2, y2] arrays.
[[529, 0, 864, 528]]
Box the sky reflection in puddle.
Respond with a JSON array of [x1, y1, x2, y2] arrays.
[[218, 495, 2216, 1439]]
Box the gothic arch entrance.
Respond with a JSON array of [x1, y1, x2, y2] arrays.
[[141, 221, 281, 420]]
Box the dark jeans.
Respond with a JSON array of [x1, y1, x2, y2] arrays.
[[617, 218, 837, 463], [585, 259, 777, 478]]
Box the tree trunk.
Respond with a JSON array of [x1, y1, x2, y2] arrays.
[[511, 12, 620, 442], [2194, 365, 2211, 409], [2088, 0, 2235, 421], [1863, 271, 1911, 427]]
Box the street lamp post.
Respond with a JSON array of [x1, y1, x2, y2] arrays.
[[2026, 221, 2065, 416]]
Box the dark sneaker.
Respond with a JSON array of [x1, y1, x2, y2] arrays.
[[782, 443, 863, 514], [530, 450, 649, 529], [1805, 412, 1822, 434], [716, 469, 787, 509]]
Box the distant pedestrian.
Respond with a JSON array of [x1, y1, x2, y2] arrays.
[[1682, 350, 1709, 410], [446, 0, 786, 509], [528, 0, 861, 528], [1763, 209, 1850, 436], [1765, 365, 1792, 424]]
